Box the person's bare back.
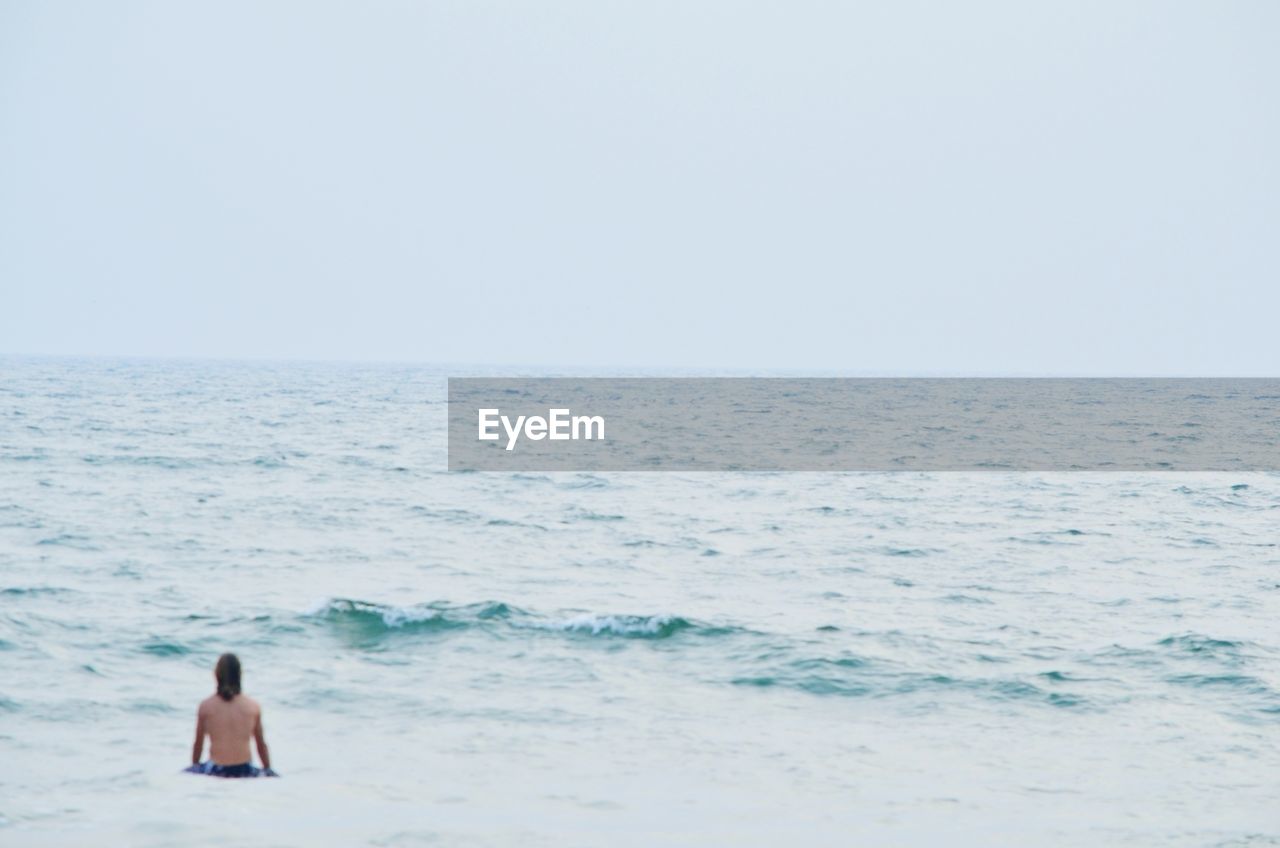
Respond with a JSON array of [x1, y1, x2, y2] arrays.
[[196, 692, 263, 765], [188, 653, 275, 777]]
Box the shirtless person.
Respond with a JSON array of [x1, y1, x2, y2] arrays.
[[187, 653, 278, 777]]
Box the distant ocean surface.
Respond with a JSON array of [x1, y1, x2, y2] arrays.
[[1, 358, 1278, 846]]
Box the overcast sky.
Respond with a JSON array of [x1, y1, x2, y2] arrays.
[[1, 1, 1276, 373]]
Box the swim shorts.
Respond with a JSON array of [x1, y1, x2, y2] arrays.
[[185, 761, 279, 778]]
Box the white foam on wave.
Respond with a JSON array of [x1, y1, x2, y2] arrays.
[[545, 613, 683, 636], [306, 598, 446, 628]]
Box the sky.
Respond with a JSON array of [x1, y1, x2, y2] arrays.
[[1, 1, 1277, 373]]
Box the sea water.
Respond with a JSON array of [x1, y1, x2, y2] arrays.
[[1, 358, 1277, 846]]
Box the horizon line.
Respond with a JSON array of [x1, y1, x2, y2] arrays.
[[1, 351, 1277, 379]]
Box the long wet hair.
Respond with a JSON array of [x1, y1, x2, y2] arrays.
[[215, 653, 242, 701]]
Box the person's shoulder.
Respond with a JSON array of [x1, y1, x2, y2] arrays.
[[197, 694, 218, 714], [239, 694, 262, 713]]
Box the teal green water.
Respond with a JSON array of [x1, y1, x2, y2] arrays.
[[2, 359, 1278, 846]]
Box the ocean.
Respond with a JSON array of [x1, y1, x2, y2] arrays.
[[1, 358, 1277, 846]]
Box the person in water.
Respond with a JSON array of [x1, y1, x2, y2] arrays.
[[186, 653, 278, 778]]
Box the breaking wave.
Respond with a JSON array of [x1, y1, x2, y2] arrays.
[[305, 598, 733, 642]]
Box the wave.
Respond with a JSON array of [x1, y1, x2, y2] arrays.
[[81, 454, 205, 469], [536, 614, 695, 639], [34, 534, 101, 551], [306, 598, 731, 642], [1157, 633, 1245, 656], [140, 640, 194, 657], [1166, 673, 1270, 692], [311, 598, 514, 632], [1, 586, 74, 597], [286, 606, 1280, 717], [732, 660, 1097, 709]]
